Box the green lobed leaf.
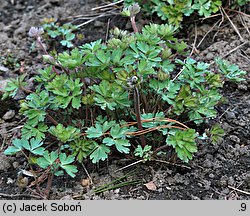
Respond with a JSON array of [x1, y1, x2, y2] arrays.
[[209, 123, 225, 144], [58, 153, 77, 177], [59, 153, 75, 165], [4, 146, 21, 155], [90, 144, 110, 163], [110, 124, 128, 139], [36, 150, 59, 169], [49, 124, 80, 143], [166, 129, 197, 163], [103, 138, 130, 154], [21, 123, 48, 140], [4, 138, 28, 155], [86, 120, 116, 138], [60, 164, 77, 178]]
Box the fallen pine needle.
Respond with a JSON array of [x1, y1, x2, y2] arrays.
[[228, 185, 250, 195]]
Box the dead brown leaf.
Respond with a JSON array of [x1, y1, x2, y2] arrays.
[[144, 181, 157, 191], [81, 178, 91, 187]]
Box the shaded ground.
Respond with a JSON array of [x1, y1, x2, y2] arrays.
[[0, 0, 249, 200]]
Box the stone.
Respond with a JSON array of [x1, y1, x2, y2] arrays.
[[0, 153, 11, 171], [229, 135, 240, 143], [2, 110, 15, 120], [0, 79, 11, 92], [60, 195, 74, 200], [0, 65, 9, 73], [12, 161, 19, 169], [238, 84, 248, 91], [225, 111, 236, 120]]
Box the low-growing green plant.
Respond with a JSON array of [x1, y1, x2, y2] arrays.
[[134, 145, 153, 161], [1, 74, 27, 100], [42, 20, 77, 48], [232, 0, 250, 7], [216, 58, 247, 82], [120, 0, 249, 27], [0, 52, 20, 70], [2, 4, 246, 197], [207, 123, 225, 144], [120, 0, 221, 26]]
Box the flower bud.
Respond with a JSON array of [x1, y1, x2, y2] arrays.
[[28, 26, 44, 37], [113, 27, 120, 36], [128, 3, 141, 16], [42, 55, 55, 64], [121, 3, 141, 17]]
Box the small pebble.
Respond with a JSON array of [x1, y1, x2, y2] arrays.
[[221, 188, 230, 195], [203, 159, 213, 168], [219, 176, 228, 187], [3, 110, 15, 120], [0, 65, 9, 73], [60, 195, 74, 200], [197, 183, 203, 187], [209, 174, 214, 178], [205, 53, 214, 61], [229, 135, 240, 143], [225, 111, 236, 120], [94, 21, 104, 27], [228, 176, 235, 186], [157, 188, 163, 193], [238, 84, 248, 91], [236, 120, 246, 127], [12, 161, 19, 169], [114, 188, 120, 194], [0, 153, 11, 171], [7, 178, 14, 184]]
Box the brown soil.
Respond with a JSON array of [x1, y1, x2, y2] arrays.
[[0, 0, 249, 200]]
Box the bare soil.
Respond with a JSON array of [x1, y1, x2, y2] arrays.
[[0, 0, 250, 200]]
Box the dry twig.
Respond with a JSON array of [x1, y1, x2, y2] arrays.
[[238, 14, 250, 36], [105, 18, 111, 43], [239, 49, 250, 63], [81, 163, 93, 185], [190, 22, 198, 56], [220, 7, 244, 41], [152, 159, 191, 170], [92, 0, 123, 11], [200, 13, 222, 21], [115, 160, 144, 172], [197, 20, 220, 48], [210, 41, 248, 65], [220, 41, 248, 59], [76, 11, 117, 28], [228, 185, 250, 195], [225, 8, 250, 18], [172, 68, 184, 82], [0, 192, 42, 199]]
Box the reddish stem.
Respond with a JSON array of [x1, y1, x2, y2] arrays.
[[134, 87, 146, 147], [44, 172, 54, 199], [36, 36, 59, 75], [130, 16, 138, 33], [46, 114, 58, 125]]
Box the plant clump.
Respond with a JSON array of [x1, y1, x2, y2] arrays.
[[2, 3, 246, 198], [120, 0, 249, 27]]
